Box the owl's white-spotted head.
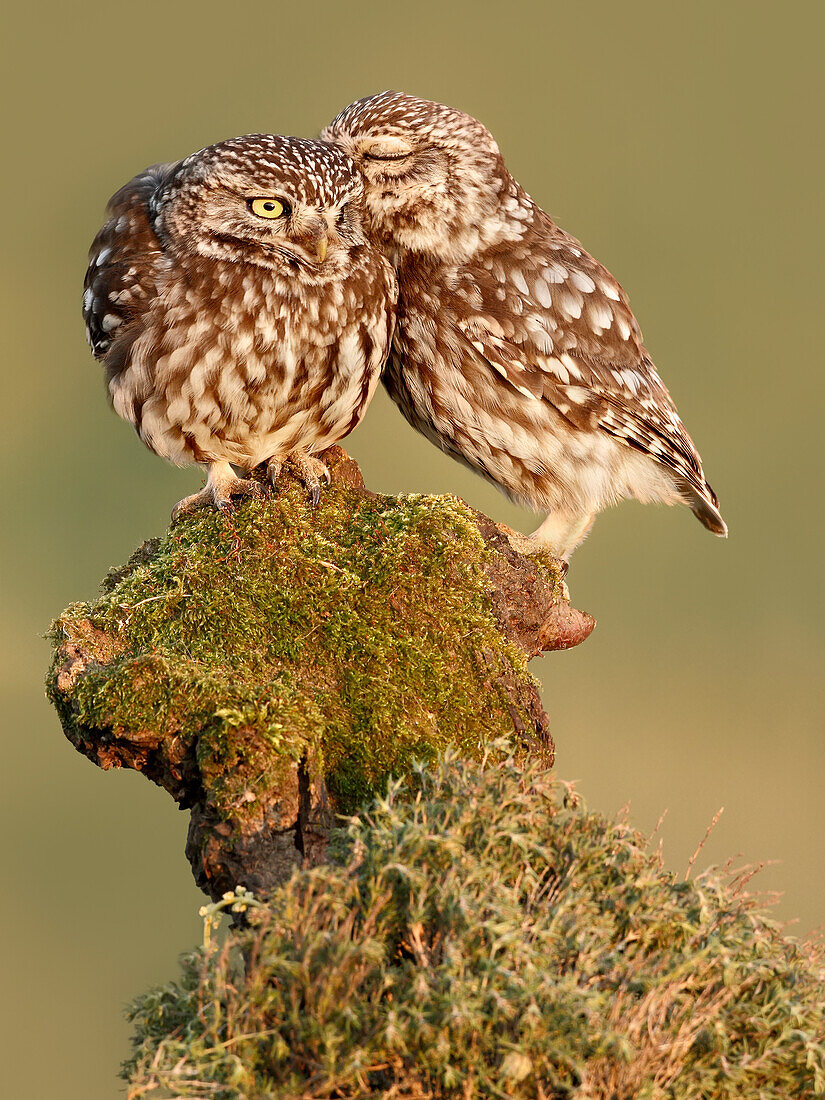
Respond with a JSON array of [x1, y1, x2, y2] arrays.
[[153, 135, 368, 281], [322, 92, 524, 265]]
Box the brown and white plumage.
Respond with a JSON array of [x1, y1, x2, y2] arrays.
[[323, 93, 726, 557], [84, 135, 397, 516]]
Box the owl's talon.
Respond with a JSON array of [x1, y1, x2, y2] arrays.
[[216, 478, 265, 511], [171, 469, 264, 522], [239, 479, 266, 500], [267, 451, 330, 506], [266, 457, 283, 488], [171, 491, 212, 522]]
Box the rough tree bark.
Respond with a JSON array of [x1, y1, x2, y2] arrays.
[[47, 447, 593, 901]]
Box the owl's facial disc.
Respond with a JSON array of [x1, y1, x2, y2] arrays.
[[157, 134, 367, 276], [326, 132, 468, 256]]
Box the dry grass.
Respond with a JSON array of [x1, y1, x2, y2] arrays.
[[125, 750, 825, 1099]]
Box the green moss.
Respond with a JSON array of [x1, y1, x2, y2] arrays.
[[124, 751, 825, 1099], [48, 481, 539, 821]]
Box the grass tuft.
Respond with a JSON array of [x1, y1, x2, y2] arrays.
[[124, 750, 825, 1099]]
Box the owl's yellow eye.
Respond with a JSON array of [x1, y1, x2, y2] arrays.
[[249, 197, 287, 219]]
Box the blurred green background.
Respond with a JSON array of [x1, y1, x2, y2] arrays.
[[2, 1, 823, 1096]]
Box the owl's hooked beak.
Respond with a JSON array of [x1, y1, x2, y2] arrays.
[[300, 215, 330, 264]]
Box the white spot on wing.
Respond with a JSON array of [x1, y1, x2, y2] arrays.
[[588, 302, 613, 331], [511, 269, 529, 296], [549, 357, 570, 384], [544, 262, 568, 284], [558, 289, 582, 319], [571, 271, 595, 294], [534, 278, 552, 308], [559, 353, 583, 380], [620, 370, 641, 394]]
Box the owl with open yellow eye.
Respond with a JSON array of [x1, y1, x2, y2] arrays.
[[83, 134, 397, 516]]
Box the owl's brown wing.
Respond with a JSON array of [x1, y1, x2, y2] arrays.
[[455, 228, 726, 533], [83, 163, 179, 360]]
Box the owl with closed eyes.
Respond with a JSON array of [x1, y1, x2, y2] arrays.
[[84, 134, 397, 517], [323, 93, 726, 558]]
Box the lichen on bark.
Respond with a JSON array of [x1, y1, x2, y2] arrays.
[[47, 447, 593, 899]]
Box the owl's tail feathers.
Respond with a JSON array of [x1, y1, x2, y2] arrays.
[[687, 483, 728, 538]]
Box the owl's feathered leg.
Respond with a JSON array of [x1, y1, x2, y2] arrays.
[[171, 461, 264, 522], [267, 451, 331, 507], [525, 510, 596, 561], [502, 516, 581, 600]]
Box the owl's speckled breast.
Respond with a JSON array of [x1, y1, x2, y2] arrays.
[[110, 254, 390, 469]]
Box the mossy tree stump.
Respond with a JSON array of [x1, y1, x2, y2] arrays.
[[47, 448, 593, 900]]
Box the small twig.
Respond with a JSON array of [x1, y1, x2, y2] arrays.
[[120, 593, 190, 611]]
